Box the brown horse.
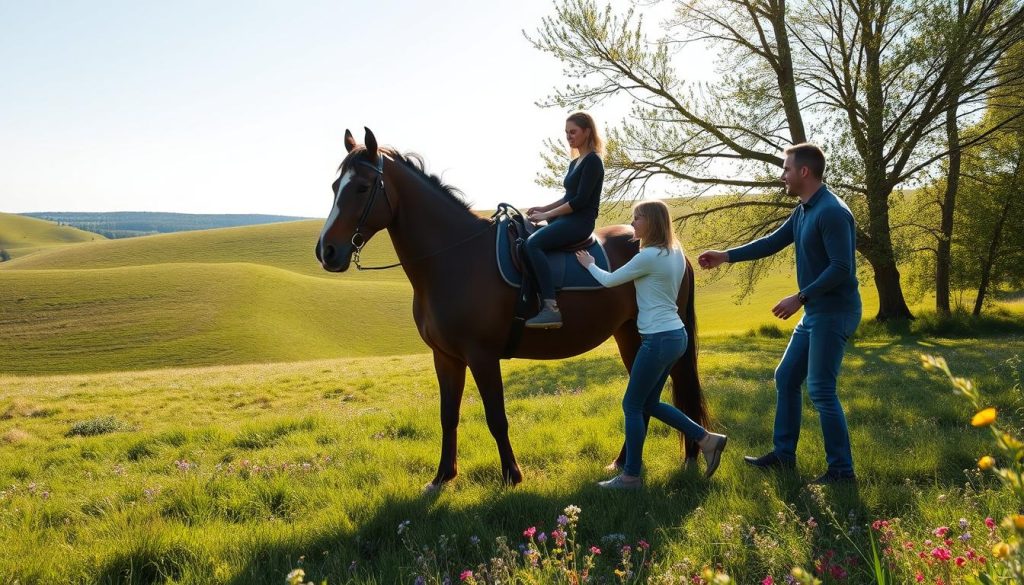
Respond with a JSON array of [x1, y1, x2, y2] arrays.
[[316, 128, 708, 489]]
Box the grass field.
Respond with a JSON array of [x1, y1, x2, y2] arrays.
[[1, 335, 1022, 583], [0, 212, 105, 261], [1, 215, 884, 375]]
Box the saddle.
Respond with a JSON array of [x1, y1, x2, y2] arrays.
[[491, 203, 612, 358], [493, 205, 610, 291]]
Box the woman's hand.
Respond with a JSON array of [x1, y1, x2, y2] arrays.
[[576, 250, 595, 267], [528, 210, 548, 222]]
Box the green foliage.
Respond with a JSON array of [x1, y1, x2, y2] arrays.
[[66, 415, 131, 437]]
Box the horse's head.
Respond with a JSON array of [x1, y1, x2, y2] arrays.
[[316, 127, 396, 272]]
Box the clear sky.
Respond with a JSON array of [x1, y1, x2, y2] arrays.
[[1, 1, 710, 218]]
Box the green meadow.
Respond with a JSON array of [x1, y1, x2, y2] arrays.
[[1, 211, 1023, 583]]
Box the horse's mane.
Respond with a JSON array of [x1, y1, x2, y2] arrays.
[[340, 147, 472, 212]]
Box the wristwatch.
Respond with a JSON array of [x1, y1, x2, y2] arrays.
[[797, 292, 808, 305]]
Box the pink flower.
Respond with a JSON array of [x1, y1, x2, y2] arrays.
[[931, 547, 952, 561], [589, 546, 601, 555], [934, 526, 950, 538], [829, 565, 848, 580], [955, 556, 967, 567], [761, 577, 775, 585], [523, 526, 536, 539], [552, 529, 566, 546], [985, 517, 996, 530], [915, 571, 924, 583], [459, 570, 473, 581], [638, 539, 650, 550]]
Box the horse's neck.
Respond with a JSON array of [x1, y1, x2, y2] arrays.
[[385, 168, 489, 279]]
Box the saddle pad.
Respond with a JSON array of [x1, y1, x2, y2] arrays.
[[495, 218, 611, 291]]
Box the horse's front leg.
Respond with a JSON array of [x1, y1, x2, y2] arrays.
[[428, 350, 466, 490], [468, 357, 522, 485]]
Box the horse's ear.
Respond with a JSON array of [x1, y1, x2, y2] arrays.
[[344, 129, 356, 153], [364, 127, 378, 160]]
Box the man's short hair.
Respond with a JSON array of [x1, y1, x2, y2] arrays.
[[784, 143, 826, 180]]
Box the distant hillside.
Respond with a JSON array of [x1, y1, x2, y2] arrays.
[[0, 212, 104, 260], [21, 211, 312, 239]]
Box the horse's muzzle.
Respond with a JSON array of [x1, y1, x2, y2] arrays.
[[316, 240, 352, 273]]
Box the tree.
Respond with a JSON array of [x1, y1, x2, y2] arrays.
[[529, 0, 1024, 320]]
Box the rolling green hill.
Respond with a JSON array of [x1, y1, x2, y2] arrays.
[[21, 211, 310, 239], [1, 213, 883, 375], [0, 212, 104, 260]]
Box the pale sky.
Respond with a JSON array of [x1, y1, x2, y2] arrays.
[[0, 1, 713, 218]]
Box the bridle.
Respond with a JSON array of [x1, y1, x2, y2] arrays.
[[336, 153, 491, 271]]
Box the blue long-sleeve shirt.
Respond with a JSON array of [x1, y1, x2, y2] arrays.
[[562, 152, 604, 221], [726, 185, 861, 314]]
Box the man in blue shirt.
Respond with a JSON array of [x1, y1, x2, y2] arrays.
[[698, 143, 862, 485]]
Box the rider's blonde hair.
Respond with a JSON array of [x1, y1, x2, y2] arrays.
[[566, 111, 605, 159]]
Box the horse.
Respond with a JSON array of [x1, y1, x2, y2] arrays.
[[316, 127, 708, 489]]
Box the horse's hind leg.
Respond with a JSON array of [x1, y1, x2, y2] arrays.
[[429, 350, 466, 489], [468, 356, 523, 485]]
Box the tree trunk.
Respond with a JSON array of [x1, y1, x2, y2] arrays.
[[973, 189, 1014, 316], [936, 103, 961, 316]]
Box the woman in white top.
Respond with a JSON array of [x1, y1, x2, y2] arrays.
[[577, 200, 727, 489]]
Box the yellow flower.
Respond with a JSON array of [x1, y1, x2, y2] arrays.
[[972, 407, 997, 427], [993, 541, 1011, 558], [979, 455, 996, 470], [1014, 515, 1024, 531]]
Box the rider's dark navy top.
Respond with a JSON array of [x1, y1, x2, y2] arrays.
[[562, 152, 604, 222]]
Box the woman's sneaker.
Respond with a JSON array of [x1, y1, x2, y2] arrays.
[[525, 305, 562, 329], [700, 433, 728, 478]]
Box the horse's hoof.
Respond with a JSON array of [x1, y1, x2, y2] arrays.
[[503, 468, 524, 486], [422, 481, 444, 495]]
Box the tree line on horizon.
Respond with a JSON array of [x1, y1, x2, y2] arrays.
[[530, 0, 1024, 320], [23, 211, 310, 239]]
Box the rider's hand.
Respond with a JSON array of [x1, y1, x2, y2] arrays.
[[697, 250, 729, 269], [576, 250, 595, 267]]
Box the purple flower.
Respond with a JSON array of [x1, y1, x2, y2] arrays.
[[537, 532, 548, 543], [557, 514, 569, 526]]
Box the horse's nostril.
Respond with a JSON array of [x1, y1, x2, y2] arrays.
[[323, 244, 336, 261]]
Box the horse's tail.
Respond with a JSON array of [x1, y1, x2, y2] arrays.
[[671, 257, 709, 456]]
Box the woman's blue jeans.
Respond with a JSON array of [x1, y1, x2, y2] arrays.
[[772, 310, 860, 474], [622, 328, 707, 476], [524, 214, 594, 300]]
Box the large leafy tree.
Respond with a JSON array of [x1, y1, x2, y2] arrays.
[[530, 0, 1024, 320]]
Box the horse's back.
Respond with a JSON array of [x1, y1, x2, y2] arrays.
[[596, 224, 640, 270]]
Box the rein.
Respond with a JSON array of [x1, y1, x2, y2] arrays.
[[345, 155, 494, 271]]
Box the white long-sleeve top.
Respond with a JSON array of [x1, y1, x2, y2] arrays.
[[586, 245, 685, 334]]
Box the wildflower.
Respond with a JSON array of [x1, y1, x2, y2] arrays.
[[986, 517, 996, 530], [469, 535, 480, 546], [397, 520, 411, 535], [552, 529, 566, 546], [993, 542, 1011, 558], [523, 526, 536, 539], [955, 556, 966, 567], [972, 407, 997, 427], [806, 517, 818, 529], [1014, 515, 1024, 531], [414, 577, 426, 585], [959, 518, 969, 529], [638, 539, 650, 550], [590, 546, 601, 555], [537, 532, 547, 544], [762, 577, 775, 585], [915, 572, 924, 583], [557, 514, 569, 527], [934, 526, 950, 538], [285, 569, 305, 585], [931, 547, 951, 561], [564, 504, 582, 520], [960, 532, 972, 542], [459, 570, 474, 581], [828, 565, 847, 579], [979, 455, 996, 470]]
